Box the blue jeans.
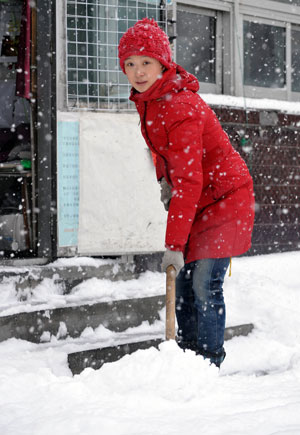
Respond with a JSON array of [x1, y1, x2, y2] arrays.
[[176, 257, 230, 367]]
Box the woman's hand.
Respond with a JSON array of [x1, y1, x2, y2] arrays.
[[160, 177, 172, 211], [161, 249, 184, 276]]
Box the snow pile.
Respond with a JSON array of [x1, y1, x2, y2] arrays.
[[202, 93, 300, 115], [0, 251, 300, 435]]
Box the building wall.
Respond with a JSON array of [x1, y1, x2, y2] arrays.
[[56, 1, 300, 258], [56, 103, 300, 258], [214, 106, 300, 255]]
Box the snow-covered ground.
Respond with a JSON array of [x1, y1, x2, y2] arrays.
[[0, 251, 300, 435]]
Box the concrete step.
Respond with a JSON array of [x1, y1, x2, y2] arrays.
[[0, 295, 165, 343], [0, 258, 165, 345], [0, 259, 137, 295], [68, 323, 255, 375]]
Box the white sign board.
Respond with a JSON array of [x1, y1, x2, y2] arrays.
[[76, 112, 166, 255]]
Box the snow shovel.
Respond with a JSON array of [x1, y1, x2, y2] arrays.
[[67, 265, 177, 375]]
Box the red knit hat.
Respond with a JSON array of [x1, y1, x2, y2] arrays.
[[118, 18, 173, 73]]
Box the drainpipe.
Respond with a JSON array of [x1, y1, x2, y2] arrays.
[[233, 0, 244, 97]]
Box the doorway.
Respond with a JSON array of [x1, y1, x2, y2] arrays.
[[0, 0, 34, 259]]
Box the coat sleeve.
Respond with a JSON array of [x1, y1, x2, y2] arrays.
[[163, 102, 205, 253]]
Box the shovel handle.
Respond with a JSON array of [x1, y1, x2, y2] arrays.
[[166, 265, 176, 340]]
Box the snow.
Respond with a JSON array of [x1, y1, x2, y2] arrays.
[[0, 269, 165, 317], [202, 93, 300, 115], [0, 251, 300, 435], [48, 256, 119, 268]]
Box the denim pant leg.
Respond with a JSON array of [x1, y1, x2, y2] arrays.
[[176, 265, 198, 350], [176, 258, 230, 366], [193, 258, 230, 363]]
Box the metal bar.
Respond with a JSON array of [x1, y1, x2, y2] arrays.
[[286, 22, 292, 100], [30, 5, 37, 254]]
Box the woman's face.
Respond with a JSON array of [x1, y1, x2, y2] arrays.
[[124, 55, 164, 92]]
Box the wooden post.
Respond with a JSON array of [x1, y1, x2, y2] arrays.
[[165, 265, 176, 340]]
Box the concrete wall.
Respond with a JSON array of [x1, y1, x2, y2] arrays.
[[58, 105, 300, 258]]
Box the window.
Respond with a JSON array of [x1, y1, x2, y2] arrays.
[[176, 6, 222, 94], [66, 0, 166, 110], [243, 21, 286, 89], [292, 28, 300, 92], [177, 9, 216, 83], [242, 17, 300, 100]]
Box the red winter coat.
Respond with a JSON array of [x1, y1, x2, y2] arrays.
[[130, 64, 255, 263]]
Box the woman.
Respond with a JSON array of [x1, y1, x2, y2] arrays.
[[118, 18, 255, 367]]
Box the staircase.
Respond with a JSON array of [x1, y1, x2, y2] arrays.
[[0, 257, 165, 343], [0, 257, 254, 374]]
